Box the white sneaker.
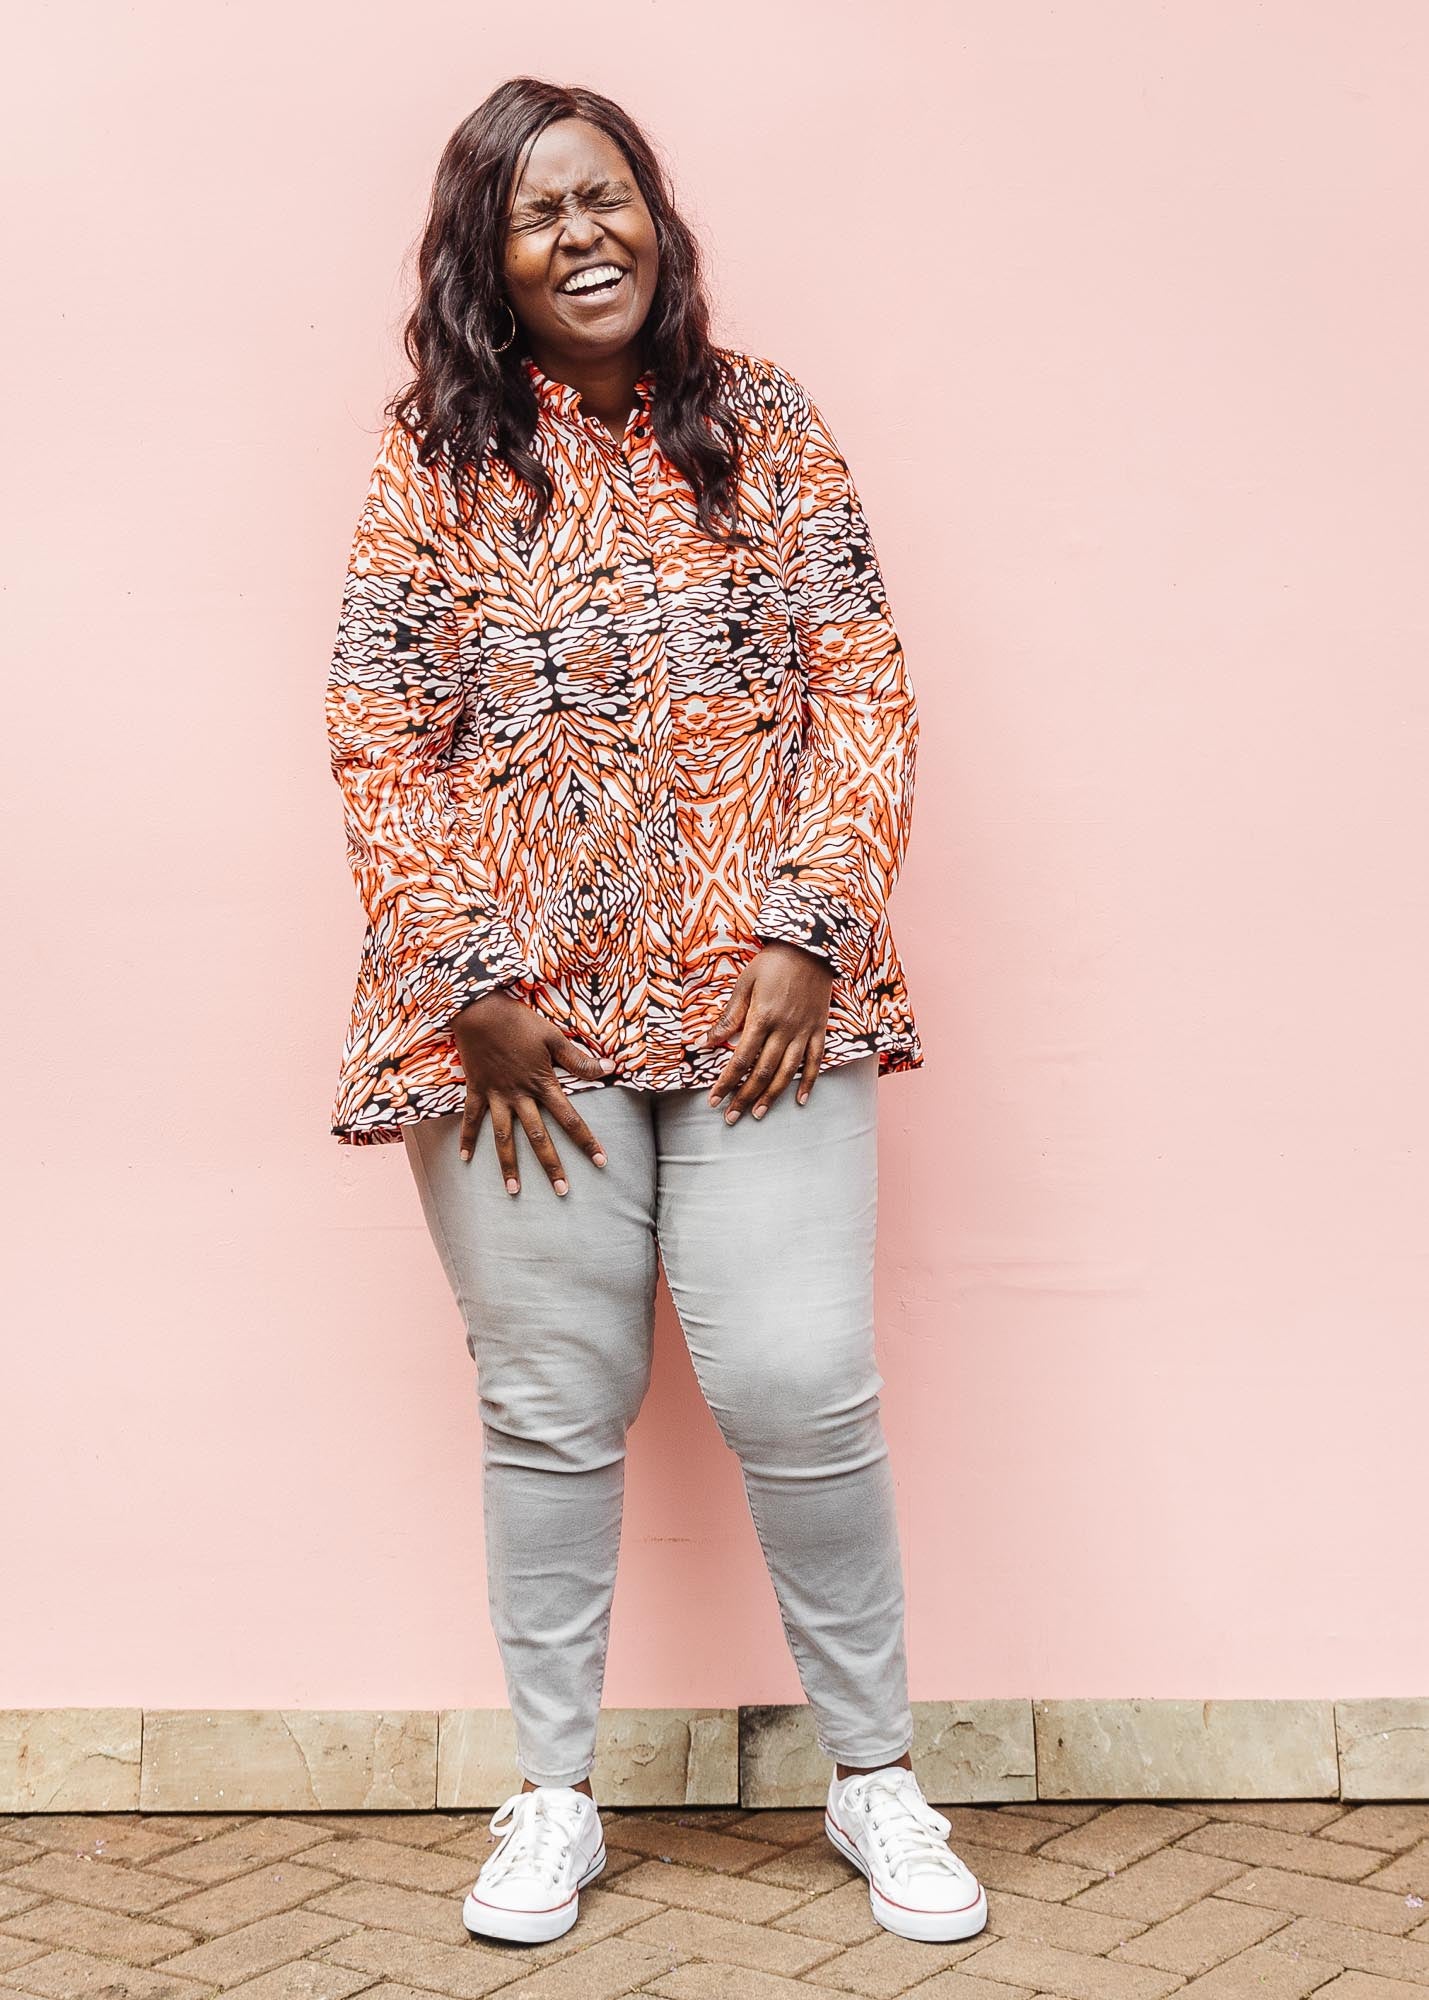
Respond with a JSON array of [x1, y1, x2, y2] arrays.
[[825, 1765, 989, 1943], [463, 1784, 606, 1944]]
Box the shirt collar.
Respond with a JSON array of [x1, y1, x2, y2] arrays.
[[522, 352, 655, 424]]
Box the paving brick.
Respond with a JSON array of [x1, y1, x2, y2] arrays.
[[297, 1810, 477, 1847], [316, 1985, 465, 2000], [617, 1903, 838, 1976], [131, 1817, 333, 1883], [720, 1809, 829, 1846], [466, 1930, 687, 1997], [602, 1854, 804, 1923], [1038, 1804, 1208, 1872], [302, 1876, 471, 1944], [314, 1919, 517, 1994], [216, 1965, 372, 1999], [1310, 1973, 1429, 1998], [992, 1808, 1104, 1824], [1260, 1912, 1429, 1983], [133, 1818, 251, 1843], [1110, 1894, 1288, 1974], [1217, 1866, 1425, 1935], [946, 1811, 1074, 1855], [892, 1971, 1040, 1998], [0, 1817, 192, 1867], [602, 1814, 783, 1873], [0, 1852, 191, 1917], [996, 1805, 1104, 1826], [135, 1860, 344, 1937], [0, 1897, 199, 1962], [934, 1840, 1100, 1904], [1177, 1820, 1389, 1881], [1069, 1846, 1265, 1921], [0, 1946, 216, 1996], [1170, 1939, 1343, 1995], [982, 1886, 1149, 1954], [770, 1876, 879, 1944], [928, 1935, 1183, 1998], [486, 1881, 669, 1967], [1361, 1838, 1429, 1897], [746, 1841, 855, 1893], [1197, 1802, 1347, 1835], [793, 1927, 989, 1996], [149, 1908, 357, 1985], [1322, 1806, 1429, 1852], [595, 1843, 650, 1885], [271, 1833, 474, 1894], [6, 1798, 1424, 2000], [644, 1965, 862, 1999], [422, 1815, 525, 1862]]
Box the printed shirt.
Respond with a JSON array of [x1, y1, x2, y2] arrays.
[[325, 347, 924, 1144]]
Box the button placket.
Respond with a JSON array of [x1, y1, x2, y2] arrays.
[[581, 412, 686, 1066]]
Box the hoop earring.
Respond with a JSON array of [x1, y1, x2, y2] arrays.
[[489, 301, 517, 353]]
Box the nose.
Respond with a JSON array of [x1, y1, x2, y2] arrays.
[[559, 206, 602, 251]]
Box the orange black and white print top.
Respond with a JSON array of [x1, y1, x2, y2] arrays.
[[325, 347, 924, 1144]]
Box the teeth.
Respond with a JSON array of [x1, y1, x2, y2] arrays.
[[561, 264, 624, 294]]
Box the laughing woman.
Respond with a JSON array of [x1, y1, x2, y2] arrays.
[[324, 75, 985, 1951]]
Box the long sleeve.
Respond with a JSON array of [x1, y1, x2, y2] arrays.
[[325, 419, 533, 1029], [753, 379, 919, 981]]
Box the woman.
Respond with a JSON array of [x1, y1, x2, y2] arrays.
[[324, 76, 987, 1951]]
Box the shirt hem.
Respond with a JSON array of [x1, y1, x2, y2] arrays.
[[330, 1036, 925, 1146]]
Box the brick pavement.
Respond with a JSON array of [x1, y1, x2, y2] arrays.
[[1, 1797, 1426, 1996]]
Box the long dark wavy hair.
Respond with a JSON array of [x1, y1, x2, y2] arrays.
[[389, 77, 750, 549]]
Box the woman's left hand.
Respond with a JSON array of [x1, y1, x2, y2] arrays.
[[699, 941, 836, 1121]]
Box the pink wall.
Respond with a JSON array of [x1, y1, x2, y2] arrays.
[[4, 2, 1426, 1710]]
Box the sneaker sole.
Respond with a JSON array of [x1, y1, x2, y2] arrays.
[[463, 1843, 606, 1944], [825, 1812, 989, 1943]]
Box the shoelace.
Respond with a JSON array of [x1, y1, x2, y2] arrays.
[[483, 1788, 588, 1885], [845, 1769, 963, 1880]]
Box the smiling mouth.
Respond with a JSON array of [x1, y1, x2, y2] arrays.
[[556, 263, 628, 301]]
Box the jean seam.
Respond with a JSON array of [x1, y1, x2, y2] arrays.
[[410, 1117, 602, 1785], [403, 1118, 472, 1333], [740, 1471, 903, 1765]]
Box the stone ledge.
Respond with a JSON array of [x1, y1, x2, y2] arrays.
[[1032, 1699, 1339, 1803], [1, 1698, 1425, 1812]]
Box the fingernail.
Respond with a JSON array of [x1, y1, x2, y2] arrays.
[[506, 1178, 520, 1195], [797, 1092, 809, 1105], [592, 1151, 607, 1167], [600, 1056, 616, 1071], [554, 1179, 568, 1195], [460, 1148, 471, 1162], [725, 1109, 740, 1125], [752, 1105, 766, 1119]]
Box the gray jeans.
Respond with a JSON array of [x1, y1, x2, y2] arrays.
[[402, 1053, 914, 1788]]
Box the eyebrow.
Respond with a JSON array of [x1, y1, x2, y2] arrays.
[[511, 175, 635, 217]]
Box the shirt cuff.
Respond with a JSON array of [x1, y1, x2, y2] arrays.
[[752, 879, 871, 982], [402, 922, 534, 1030]]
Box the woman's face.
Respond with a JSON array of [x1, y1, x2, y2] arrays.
[[501, 117, 660, 368]]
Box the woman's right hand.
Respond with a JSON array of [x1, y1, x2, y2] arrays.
[[451, 990, 615, 1194]]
